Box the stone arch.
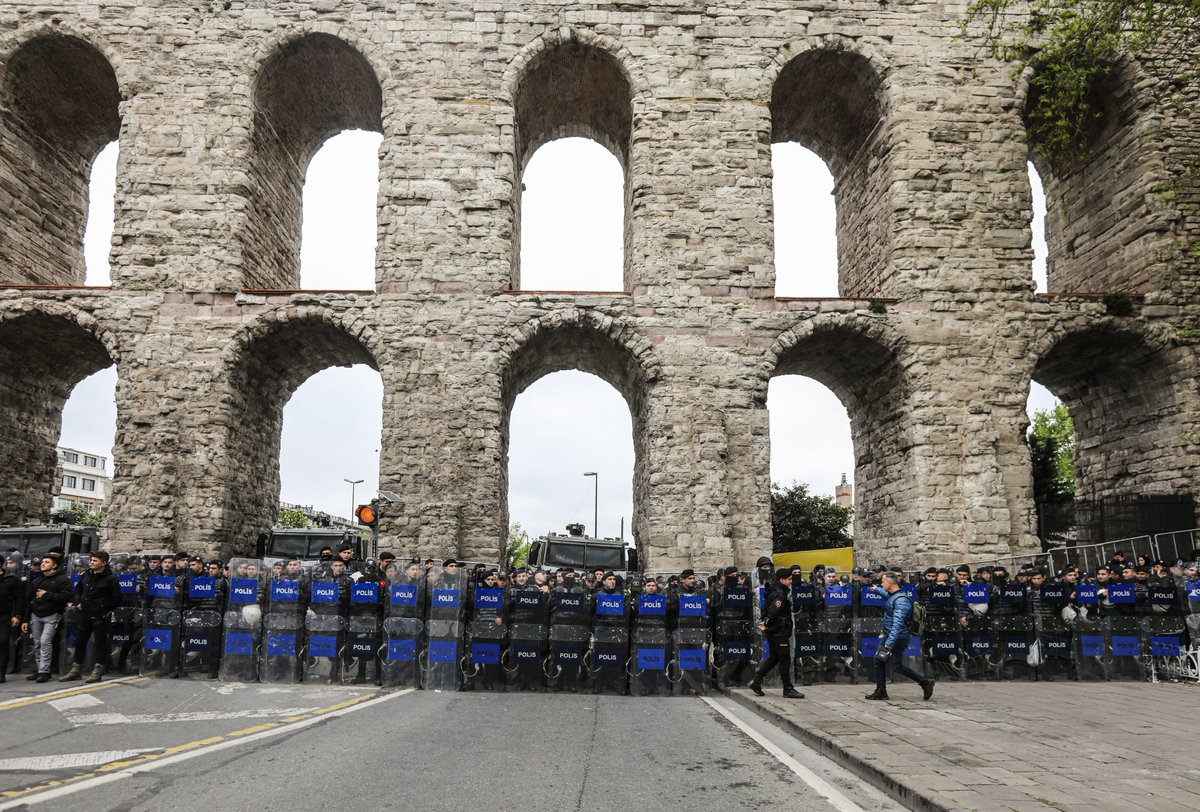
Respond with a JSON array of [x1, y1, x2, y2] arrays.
[[761, 314, 921, 562], [1021, 56, 1172, 294], [0, 305, 118, 524], [215, 308, 382, 555], [767, 38, 894, 298], [0, 31, 122, 285], [1028, 319, 1192, 505], [503, 29, 641, 291], [494, 309, 660, 557], [242, 32, 384, 291]]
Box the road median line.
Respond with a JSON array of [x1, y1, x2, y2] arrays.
[[0, 677, 148, 711]]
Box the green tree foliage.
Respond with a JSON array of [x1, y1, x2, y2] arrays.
[[1027, 403, 1076, 504], [277, 507, 311, 529], [61, 505, 104, 528], [504, 522, 532, 571], [770, 481, 853, 554], [963, 0, 1200, 166]]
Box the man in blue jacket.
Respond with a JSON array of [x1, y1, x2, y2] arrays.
[[865, 570, 934, 701]]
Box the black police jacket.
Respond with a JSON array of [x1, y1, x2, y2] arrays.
[[76, 567, 122, 619], [761, 585, 793, 640], [25, 570, 72, 619], [0, 572, 25, 620]]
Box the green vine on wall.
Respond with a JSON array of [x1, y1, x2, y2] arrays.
[[962, 0, 1200, 169]]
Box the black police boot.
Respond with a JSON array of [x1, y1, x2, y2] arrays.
[[921, 679, 935, 701], [748, 681, 765, 697], [782, 686, 804, 699], [864, 690, 888, 700]]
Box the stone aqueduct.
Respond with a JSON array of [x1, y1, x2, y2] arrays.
[[0, 2, 1198, 572]]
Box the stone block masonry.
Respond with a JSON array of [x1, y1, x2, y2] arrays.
[[0, 2, 1197, 570]]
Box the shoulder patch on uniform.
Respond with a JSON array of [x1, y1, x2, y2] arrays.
[[773, 599, 783, 608]]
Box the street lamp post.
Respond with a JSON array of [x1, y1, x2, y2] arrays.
[[344, 478, 363, 520], [583, 471, 598, 539]]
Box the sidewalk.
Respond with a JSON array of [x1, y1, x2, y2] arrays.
[[726, 680, 1199, 811]]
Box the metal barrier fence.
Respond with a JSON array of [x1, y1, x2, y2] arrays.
[[972, 528, 1200, 576]]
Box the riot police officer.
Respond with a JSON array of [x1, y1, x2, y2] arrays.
[[748, 570, 803, 699]]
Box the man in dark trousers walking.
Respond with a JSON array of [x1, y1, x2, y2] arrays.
[[865, 570, 934, 701], [748, 569, 803, 699], [60, 551, 121, 684]]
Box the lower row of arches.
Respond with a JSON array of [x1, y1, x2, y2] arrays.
[[0, 311, 1191, 561]]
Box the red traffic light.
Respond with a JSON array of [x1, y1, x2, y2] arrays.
[[355, 504, 378, 527]]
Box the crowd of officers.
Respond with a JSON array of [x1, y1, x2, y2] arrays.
[[2, 543, 1198, 693]]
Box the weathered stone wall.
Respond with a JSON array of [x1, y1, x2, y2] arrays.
[[0, 1, 1197, 570]]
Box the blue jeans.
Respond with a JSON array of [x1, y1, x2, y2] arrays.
[[874, 636, 924, 694]]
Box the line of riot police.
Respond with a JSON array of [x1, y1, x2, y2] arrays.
[[8, 549, 1198, 690]]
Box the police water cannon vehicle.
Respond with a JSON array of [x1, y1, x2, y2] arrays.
[[527, 523, 638, 578], [256, 526, 366, 569], [0, 523, 99, 558]]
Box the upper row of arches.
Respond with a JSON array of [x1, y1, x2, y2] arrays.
[[0, 28, 1169, 296]]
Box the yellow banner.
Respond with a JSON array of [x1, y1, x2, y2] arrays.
[[772, 547, 854, 573]]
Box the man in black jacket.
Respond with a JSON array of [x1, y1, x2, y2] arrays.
[[61, 551, 122, 683], [0, 554, 26, 682], [748, 569, 803, 699], [22, 556, 72, 682]]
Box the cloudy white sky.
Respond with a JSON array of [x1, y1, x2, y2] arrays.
[[64, 134, 1056, 541]]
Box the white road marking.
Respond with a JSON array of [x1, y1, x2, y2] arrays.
[[0, 750, 160, 772], [701, 695, 865, 812], [0, 688, 414, 809], [47, 694, 104, 712]]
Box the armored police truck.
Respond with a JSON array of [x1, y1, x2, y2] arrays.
[[257, 527, 366, 567], [0, 524, 99, 558], [527, 524, 638, 577]]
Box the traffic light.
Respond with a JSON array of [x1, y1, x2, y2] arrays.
[[355, 502, 379, 528]]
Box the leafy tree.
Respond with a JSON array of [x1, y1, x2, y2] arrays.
[[770, 481, 853, 554], [277, 507, 311, 529], [1027, 403, 1076, 504], [60, 505, 104, 528], [963, 0, 1200, 166], [504, 522, 532, 571]]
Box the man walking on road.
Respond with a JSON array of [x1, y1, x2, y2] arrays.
[[865, 570, 934, 701], [748, 569, 804, 699]]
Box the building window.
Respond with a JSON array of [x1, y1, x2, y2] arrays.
[[63, 475, 77, 489], [84, 455, 97, 467], [63, 451, 79, 464], [81, 479, 96, 491]]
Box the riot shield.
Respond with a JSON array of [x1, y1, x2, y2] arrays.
[[60, 554, 95, 674], [108, 554, 144, 676], [854, 617, 883, 683], [547, 582, 589, 693], [1073, 617, 1107, 681], [819, 583, 855, 683], [505, 582, 549, 692], [671, 586, 710, 696], [628, 580, 669, 696], [421, 566, 465, 692], [219, 558, 263, 682], [1141, 616, 1186, 682], [140, 567, 182, 678], [464, 581, 507, 692], [790, 579, 821, 687], [589, 588, 630, 695], [712, 577, 753, 690], [993, 616, 1035, 680], [303, 573, 348, 684], [1034, 607, 1075, 682], [380, 567, 425, 689], [343, 576, 381, 685], [180, 570, 225, 679], [960, 583, 994, 679], [922, 583, 964, 681], [1102, 615, 1142, 680], [260, 574, 305, 684], [750, 567, 779, 687]]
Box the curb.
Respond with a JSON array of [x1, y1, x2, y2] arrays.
[[718, 687, 951, 812]]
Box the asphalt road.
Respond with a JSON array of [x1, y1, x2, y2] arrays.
[[0, 677, 901, 811]]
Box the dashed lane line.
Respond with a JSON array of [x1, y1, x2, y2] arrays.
[[700, 694, 865, 812], [0, 688, 414, 809]]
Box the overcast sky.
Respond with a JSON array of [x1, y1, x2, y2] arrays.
[[65, 134, 1056, 540]]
